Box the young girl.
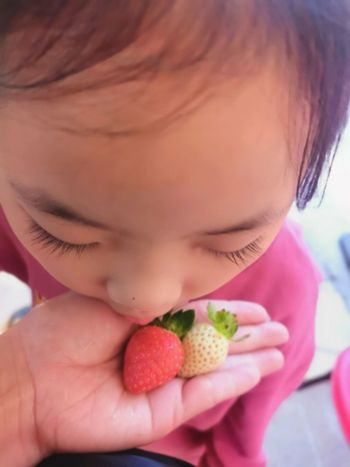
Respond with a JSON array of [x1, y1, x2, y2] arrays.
[[1, 1, 349, 466]]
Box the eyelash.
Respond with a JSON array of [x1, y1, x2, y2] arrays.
[[27, 220, 98, 257], [27, 218, 263, 264], [208, 238, 263, 266]]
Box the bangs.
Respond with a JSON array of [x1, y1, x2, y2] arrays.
[[0, 0, 349, 207]]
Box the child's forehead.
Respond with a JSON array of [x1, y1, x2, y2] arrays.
[[0, 64, 297, 236], [0, 62, 292, 175], [8, 54, 291, 134], [0, 1, 346, 212]]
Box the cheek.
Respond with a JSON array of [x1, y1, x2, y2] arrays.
[[188, 263, 240, 298], [27, 245, 105, 299], [1, 197, 34, 251], [189, 221, 286, 297], [0, 197, 104, 295], [260, 218, 288, 250], [185, 250, 256, 298], [27, 247, 104, 299]]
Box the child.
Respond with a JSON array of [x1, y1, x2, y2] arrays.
[[0, 1, 349, 466]]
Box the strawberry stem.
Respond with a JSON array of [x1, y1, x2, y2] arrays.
[[233, 333, 250, 343]]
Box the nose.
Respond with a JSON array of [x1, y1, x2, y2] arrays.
[[106, 274, 182, 321]]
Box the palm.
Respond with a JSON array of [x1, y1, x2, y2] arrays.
[[12, 293, 287, 457], [32, 352, 192, 452]]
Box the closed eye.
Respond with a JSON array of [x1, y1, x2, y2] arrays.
[[208, 237, 263, 266], [27, 219, 99, 257]]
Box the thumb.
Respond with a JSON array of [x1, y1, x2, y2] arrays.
[[19, 292, 136, 365]]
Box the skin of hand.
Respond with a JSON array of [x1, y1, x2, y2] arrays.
[[0, 293, 288, 466]]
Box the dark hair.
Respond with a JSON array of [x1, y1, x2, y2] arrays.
[[0, 0, 349, 208]]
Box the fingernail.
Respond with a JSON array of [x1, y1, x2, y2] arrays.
[[281, 327, 289, 342], [239, 364, 261, 384], [255, 304, 270, 320], [272, 350, 285, 369], [270, 322, 289, 342]]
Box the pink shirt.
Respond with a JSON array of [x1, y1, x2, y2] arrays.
[[0, 206, 321, 466]]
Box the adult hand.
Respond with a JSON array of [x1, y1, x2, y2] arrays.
[[0, 293, 288, 466]]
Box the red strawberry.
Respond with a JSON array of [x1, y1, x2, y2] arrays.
[[123, 309, 194, 394]]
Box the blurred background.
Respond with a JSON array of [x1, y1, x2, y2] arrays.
[[264, 124, 350, 466], [1, 128, 349, 466]]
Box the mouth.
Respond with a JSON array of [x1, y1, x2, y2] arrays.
[[108, 303, 156, 325], [124, 315, 154, 326], [107, 299, 192, 326]]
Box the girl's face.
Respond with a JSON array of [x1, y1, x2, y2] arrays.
[[0, 65, 297, 324]]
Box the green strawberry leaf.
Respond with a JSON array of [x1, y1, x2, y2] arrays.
[[152, 313, 168, 328], [152, 309, 195, 339], [207, 302, 217, 322], [160, 311, 172, 328], [207, 302, 238, 340]]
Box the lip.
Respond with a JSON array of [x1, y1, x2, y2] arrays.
[[107, 299, 190, 325], [125, 316, 153, 325], [124, 304, 189, 325], [106, 300, 147, 323]]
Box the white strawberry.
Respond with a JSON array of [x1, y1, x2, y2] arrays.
[[178, 303, 245, 378]]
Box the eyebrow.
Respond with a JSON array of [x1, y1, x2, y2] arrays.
[[203, 207, 287, 235], [11, 181, 288, 235], [11, 181, 110, 230]]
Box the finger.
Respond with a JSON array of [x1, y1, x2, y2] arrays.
[[229, 322, 289, 354], [179, 364, 261, 422], [187, 299, 270, 325], [136, 349, 283, 445], [221, 349, 285, 377]]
